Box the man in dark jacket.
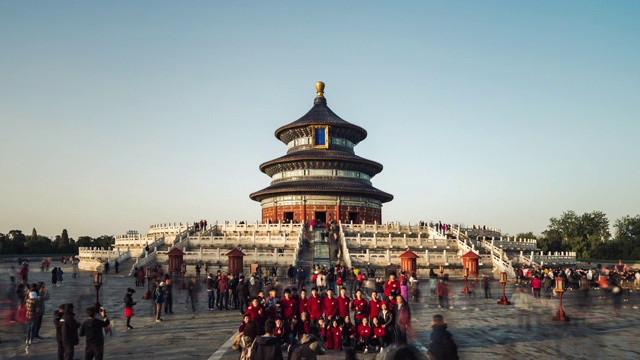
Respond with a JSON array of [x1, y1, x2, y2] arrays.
[[250, 319, 283, 360], [53, 304, 65, 360], [427, 314, 458, 360], [237, 276, 249, 314], [79, 307, 110, 360], [60, 303, 80, 360]]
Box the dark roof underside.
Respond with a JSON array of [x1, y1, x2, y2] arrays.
[[249, 179, 394, 203]]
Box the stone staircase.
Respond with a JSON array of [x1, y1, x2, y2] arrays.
[[295, 231, 315, 280], [115, 257, 136, 277]]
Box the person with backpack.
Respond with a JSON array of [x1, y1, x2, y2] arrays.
[[237, 319, 258, 360], [153, 282, 165, 322], [250, 320, 283, 360], [426, 314, 458, 360], [288, 324, 325, 360]]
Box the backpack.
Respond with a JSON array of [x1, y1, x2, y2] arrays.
[[289, 340, 316, 360], [240, 337, 255, 360]]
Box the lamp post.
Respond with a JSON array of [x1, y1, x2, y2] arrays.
[[552, 277, 569, 322], [181, 263, 187, 290], [438, 265, 444, 278], [497, 271, 511, 305], [144, 267, 152, 300], [92, 272, 103, 311], [461, 267, 470, 294]]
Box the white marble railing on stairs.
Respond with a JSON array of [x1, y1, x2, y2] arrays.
[[338, 222, 352, 269], [518, 250, 577, 268]]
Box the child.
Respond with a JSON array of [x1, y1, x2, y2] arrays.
[[330, 319, 343, 350], [284, 316, 299, 346], [319, 318, 331, 349], [372, 317, 385, 353], [274, 318, 284, 343], [357, 317, 372, 353]]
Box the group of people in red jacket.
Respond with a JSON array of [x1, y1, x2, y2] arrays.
[[240, 272, 412, 353]]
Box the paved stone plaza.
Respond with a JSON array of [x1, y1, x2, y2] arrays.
[[1, 263, 639, 359]]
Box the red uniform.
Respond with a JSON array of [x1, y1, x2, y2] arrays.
[[369, 299, 382, 320], [384, 280, 400, 297], [373, 326, 385, 338], [358, 324, 372, 339], [351, 298, 368, 322], [323, 297, 338, 320], [274, 324, 284, 339], [299, 320, 310, 337], [337, 296, 351, 319], [321, 325, 332, 349], [280, 297, 298, 320], [245, 304, 264, 324], [308, 295, 323, 321], [298, 297, 310, 316], [330, 326, 343, 350]]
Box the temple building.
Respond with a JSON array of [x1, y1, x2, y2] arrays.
[[250, 82, 393, 224]]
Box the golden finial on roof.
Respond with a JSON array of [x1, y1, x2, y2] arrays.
[[316, 81, 325, 98]]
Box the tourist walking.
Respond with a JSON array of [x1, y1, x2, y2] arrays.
[[9, 265, 16, 284], [25, 291, 38, 345], [34, 282, 49, 339], [164, 277, 174, 314], [79, 307, 110, 360], [124, 288, 136, 330], [394, 294, 411, 345], [481, 275, 491, 299], [185, 276, 197, 313], [114, 260, 119, 274], [154, 282, 165, 322], [51, 267, 58, 286], [426, 314, 458, 360], [56, 267, 64, 286], [54, 304, 66, 360], [206, 273, 216, 310]]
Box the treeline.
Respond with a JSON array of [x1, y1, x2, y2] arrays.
[[0, 228, 114, 255], [516, 211, 640, 260]]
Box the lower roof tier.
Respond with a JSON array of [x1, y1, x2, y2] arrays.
[[249, 178, 394, 203]]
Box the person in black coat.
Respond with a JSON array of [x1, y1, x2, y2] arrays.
[[60, 303, 80, 360], [79, 307, 110, 360], [250, 320, 283, 360], [426, 314, 458, 360], [53, 304, 65, 360]]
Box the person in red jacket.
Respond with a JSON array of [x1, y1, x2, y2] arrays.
[[323, 289, 339, 321], [337, 288, 351, 320], [342, 316, 357, 348], [351, 290, 369, 325], [245, 297, 265, 333], [384, 274, 400, 298], [308, 287, 323, 322], [280, 289, 298, 321], [329, 319, 343, 350], [318, 318, 331, 349], [284, 316, 299, 346], [357, 317, 372, 353], [274, 318, 285, 343], [298, 289, 310, 316], [369, 291, 382, 321], [372, 317, 385, 352]]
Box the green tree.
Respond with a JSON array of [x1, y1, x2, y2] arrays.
[[544, 211, 611, 258], [515, 232, 538, 240], [613, 215, 640, 260]]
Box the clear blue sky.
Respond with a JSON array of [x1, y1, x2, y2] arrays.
[[1, 1, 638, 238]]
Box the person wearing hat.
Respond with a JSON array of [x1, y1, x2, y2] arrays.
[[61, 303, 80, 360], [154, 282, 165, 322], [124, 288, 136, 330], [25, 291, 38, 345]]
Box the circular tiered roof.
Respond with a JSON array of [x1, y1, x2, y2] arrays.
[[250, 82, 393, 204]]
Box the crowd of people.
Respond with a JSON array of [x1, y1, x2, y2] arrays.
[[234, 270, 416, 356]]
